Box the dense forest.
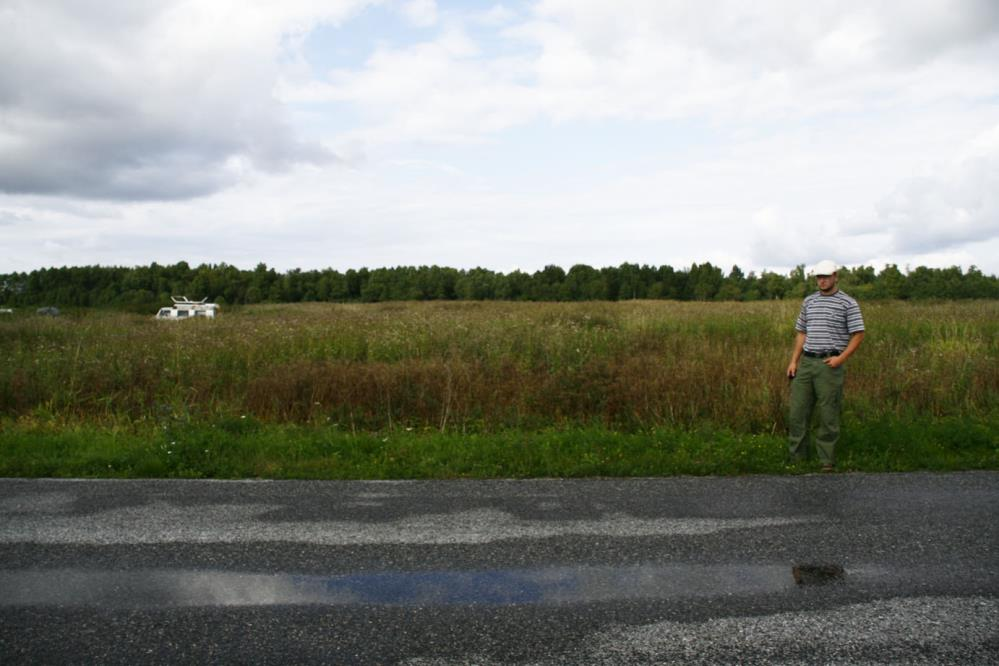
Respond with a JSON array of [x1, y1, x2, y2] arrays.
[[2, 261, 998, 309]]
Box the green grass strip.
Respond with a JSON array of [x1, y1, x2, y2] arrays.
[[1, 414, 995, 479]]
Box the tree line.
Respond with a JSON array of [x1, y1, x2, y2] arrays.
[[2, 261, 998, 309]]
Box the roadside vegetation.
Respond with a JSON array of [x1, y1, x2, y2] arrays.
[[1, 300, 996, 478]]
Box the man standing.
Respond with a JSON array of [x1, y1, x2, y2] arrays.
[[786, 260, 865, 471]]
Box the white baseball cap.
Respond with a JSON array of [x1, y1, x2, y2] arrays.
[[809, 259, 839, 276]]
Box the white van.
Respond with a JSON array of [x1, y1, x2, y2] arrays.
[[155, 297, 218, 320]]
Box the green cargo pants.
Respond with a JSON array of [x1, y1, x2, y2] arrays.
[[788, 355, 845, 465]]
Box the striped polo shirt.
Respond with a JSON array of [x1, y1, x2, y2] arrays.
[[795, 290, 865, 353]]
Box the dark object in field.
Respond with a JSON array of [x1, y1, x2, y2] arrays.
[[792, 563, 845, 585]]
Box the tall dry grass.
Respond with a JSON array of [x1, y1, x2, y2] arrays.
[[2, 300, 996, 433]]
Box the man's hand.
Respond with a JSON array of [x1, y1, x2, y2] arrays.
[[788, 331, 806, 381], [826, 331, 863, 370]]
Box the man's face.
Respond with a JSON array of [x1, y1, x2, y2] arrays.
[[816, 273, 838, 294]]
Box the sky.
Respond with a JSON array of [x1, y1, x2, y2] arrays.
[[2, 0, 999, 276]]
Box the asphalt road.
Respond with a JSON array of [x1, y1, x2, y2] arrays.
[[1, 473, 997, 664]]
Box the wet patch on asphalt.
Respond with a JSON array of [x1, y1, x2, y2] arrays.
[[0, 563, 811, 608]]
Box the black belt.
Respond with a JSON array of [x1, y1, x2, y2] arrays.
[[803, 350, 841, 359]]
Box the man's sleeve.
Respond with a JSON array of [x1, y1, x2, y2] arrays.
[[795, 300, 808, 332], [847, 301, 865, 333]]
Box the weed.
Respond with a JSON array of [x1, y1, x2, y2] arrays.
[[0, 300, 996, 478]]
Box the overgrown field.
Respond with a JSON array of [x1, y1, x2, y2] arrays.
[[1, 300, 996, 478]]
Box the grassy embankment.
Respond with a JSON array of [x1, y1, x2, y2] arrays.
[[1, 300, 996, 478]]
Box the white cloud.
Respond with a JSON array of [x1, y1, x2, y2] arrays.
[[0, 0, 369, 200], [399, 0, 438, 28], [3, 1, 999, 275], [317, 31, 535, 146], [298, 0, 999, 156], [514, 0, 999, 123], [475, 4, 517, 27], [874, 152, 999, 255]]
